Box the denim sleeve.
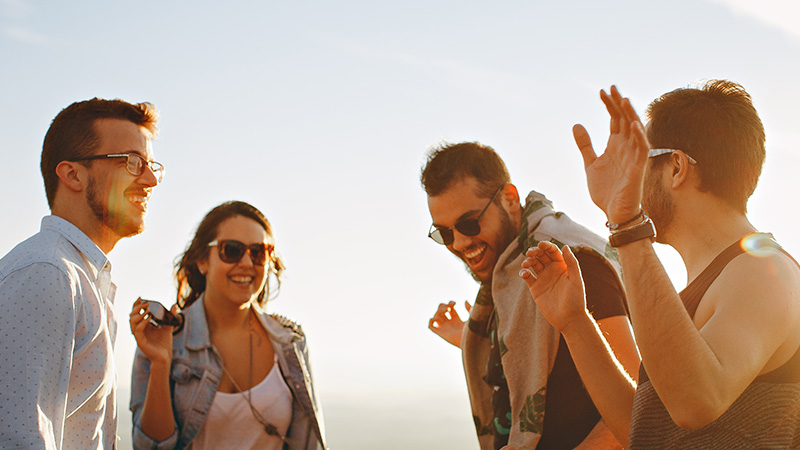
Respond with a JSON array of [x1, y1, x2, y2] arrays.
[[130, 348, 179, 450], [0, 263, 75, 450]]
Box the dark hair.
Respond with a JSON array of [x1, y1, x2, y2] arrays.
[[645, 80, 765, 213], [420, 141, 511, 198], [174, 201, 286, 310], [41, 98, 159, 208]]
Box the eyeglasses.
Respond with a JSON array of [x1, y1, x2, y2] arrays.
[[648, 148, 697, 165], [428, 185, 503, 246], [70, 152, 165, 182], [208, 240, 274, 266]]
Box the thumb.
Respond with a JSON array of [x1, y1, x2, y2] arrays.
[[572, 124, 597, 169], [464, 301, 472, 313], [562, 245, 582, 278]]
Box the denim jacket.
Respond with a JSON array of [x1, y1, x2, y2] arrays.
[[130, 295, 327, 450]]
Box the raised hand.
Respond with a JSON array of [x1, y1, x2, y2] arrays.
[[129, 297, 175, 365], [573, 85, 650, 224], [519, 242, 588, 333], [428, 300, 471, 348]]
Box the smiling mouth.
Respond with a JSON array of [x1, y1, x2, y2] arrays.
[[462, 243, 487, 263], [230, 275, 254, 285], [126, 193, 150, 210]]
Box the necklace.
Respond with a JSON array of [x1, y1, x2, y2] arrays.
[[216, 312, 301, 450]]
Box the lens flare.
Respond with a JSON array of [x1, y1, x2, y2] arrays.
[[740, 233, 779, 258]]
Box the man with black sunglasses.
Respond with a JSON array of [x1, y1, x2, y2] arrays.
[[422, 142, 638, 450], [0, 98, 161, 449]]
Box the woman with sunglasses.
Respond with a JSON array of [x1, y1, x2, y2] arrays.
[[129, 201, 327, 450]]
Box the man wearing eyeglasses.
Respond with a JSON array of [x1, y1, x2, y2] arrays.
[[0, 98, 162, 449], [518, 80, 800, 449], [421, 142, 639, 449]]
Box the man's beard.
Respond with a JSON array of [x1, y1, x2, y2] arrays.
[[86, 175, 144, 240], [463, 208, 518, 284], [643, 169, 673, 243]]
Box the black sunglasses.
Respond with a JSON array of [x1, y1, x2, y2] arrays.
[[140, 298, 183, 328], [428, 185, 503, 245], [208, 240, 273, 266]]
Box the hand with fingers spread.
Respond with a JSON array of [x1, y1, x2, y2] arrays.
[[573, 85, 651, 224], [519, 241, 588, 333], [129, 297, 175, 366], [428, 300, 472, 348]]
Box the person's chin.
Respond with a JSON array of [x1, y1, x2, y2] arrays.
[[464, 257, 495, 283], [108, 214, 146, 239]]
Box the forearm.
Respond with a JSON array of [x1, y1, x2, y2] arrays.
[[574, 420, 623, 450], [618, 240, 725, 425], [139, 361, 176, 441], [562, 313, 636, 446]]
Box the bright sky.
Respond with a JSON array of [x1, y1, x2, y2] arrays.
[[2, 1, 798, 449]]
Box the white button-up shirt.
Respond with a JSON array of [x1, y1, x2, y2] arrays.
[[0, 216, 118, 450]]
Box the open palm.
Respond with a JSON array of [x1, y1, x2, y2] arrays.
[[574, 86, 650, 224], [520, 242, 587, 333]]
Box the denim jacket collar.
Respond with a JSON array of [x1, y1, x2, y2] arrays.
[[183, 295, 302, 351]]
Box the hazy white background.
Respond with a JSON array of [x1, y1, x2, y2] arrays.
[[1, 1, 798, 448]]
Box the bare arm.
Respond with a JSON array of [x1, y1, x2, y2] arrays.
[[574, 420, 623, 450], [521, 243, 637, 445], [574, 85, 800, 429], [616, 240, 800, 428]]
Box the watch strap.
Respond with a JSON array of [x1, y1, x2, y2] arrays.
[[609, 218, 656, 247]]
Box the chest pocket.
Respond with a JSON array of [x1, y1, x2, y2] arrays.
[[170, 359, 205, 415]]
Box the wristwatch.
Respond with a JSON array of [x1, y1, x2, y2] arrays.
[[609, 217, 656, 247]]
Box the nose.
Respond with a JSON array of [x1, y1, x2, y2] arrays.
[[450, 229, 474, 252], [238, 249, 258, 267], [139, 163, 159, 187]]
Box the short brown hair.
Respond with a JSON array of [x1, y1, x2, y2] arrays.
[[420, 142, 511, 198], [41, 98, 159, 208], [646, 80, 765, 213], [174, 201, 286, 310]]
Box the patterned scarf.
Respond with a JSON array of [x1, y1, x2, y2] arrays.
[[462, 190, 622, 450]]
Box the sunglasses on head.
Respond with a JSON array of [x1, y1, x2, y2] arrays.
[[428, 185, 503, 246], [208, 240, 273, 266]]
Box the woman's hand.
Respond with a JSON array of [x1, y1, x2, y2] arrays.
[[130, 297, 175, 366], [519, 242, 589, 333]]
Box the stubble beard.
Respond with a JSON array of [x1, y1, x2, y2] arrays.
[[86, 174, 145, 240], [462, 209, 518, 284], [642, 170, 673, 244]]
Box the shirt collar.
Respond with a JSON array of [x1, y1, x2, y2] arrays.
[[41, 215, 110, 273]]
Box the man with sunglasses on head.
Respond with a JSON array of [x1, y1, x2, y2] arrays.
[[422, 142, 638, 450], [0, 98, 162, 449], [519, 81, 800, 449]]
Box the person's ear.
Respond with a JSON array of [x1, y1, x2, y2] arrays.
[[55, 161, 87, 193], [197, 259, 208, 276], [670, 151, 692, 189], [500, 183, 521, 214]]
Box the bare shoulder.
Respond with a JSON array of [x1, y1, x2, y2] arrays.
[[698, 246, 800, 367], [704, 247, 800, 317]]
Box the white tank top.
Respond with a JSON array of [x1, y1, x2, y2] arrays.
[[189, 357, 293, 450]]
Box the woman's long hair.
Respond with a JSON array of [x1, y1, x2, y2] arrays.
[[174, 201, 286, 310]]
